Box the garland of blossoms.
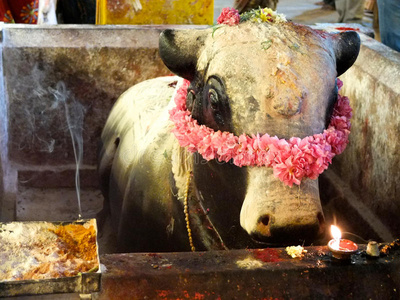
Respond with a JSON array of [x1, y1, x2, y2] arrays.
[[169, 8, 352, 187]]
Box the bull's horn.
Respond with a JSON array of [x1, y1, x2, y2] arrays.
[[334, 31, 361, 76], [159, 29, 206, 81]]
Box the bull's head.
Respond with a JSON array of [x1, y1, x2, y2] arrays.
[[159, 16, 360, 247]]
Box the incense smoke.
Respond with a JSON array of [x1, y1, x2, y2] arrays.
[[49, 81, 86, 219]]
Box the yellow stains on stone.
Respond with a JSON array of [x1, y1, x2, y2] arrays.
[[236, 257, 264, 269], [96, 0, 213, 25]]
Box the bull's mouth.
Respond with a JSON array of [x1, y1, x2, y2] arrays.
[[248, 222, 327, 246]]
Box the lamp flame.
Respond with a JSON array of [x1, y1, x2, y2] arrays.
[[331, 225, 342, 240]]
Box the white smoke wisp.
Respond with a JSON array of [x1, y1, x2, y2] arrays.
[[49, 81, 86, 220]]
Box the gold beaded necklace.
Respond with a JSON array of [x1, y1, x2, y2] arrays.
[[184, 171, 195, 252]]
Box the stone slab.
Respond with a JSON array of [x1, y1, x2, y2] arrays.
[[333, 33, 400, 239], [96, 245, 400, 299], [2, 25, 192, 166], [16, 187, 103, 222], [17, 165, 99, 188]]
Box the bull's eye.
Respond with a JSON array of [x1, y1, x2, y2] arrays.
[[208, 89, 219, 110], [199, 76, 231, 131]]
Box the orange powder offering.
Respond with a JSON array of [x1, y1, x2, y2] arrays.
[[0, 220, 99, 281], [51, 223, 98, 262]]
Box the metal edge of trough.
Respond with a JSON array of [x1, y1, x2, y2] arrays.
[[0, 272, 100, 297], [0, 219, 101, 297]]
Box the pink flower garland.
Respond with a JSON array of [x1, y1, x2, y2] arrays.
[[169, 79, 352, 187]]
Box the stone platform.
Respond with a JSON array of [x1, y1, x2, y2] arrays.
[[96, 245, 400, 299], [5, 244, 400, 299]]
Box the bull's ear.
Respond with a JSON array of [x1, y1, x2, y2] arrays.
[[159, 29, 206, 81], [334, 31, 361, 76]]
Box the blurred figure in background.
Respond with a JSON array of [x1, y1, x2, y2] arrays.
[[38, 0, 95, 24], [57, 0, 95, 24], [234, 0, 278, 13], [315, 0, 335, 11], [335, 0, 365, 23], [377, 0, 400, 51], [38, 0, 57, 24]]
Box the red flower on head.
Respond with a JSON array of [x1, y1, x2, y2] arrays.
[[217, 7, 240, 26]]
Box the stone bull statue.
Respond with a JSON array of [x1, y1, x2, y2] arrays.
[[98, 9, 360, 252]]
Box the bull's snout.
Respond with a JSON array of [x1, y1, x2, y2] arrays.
[[240, 168, 325, 244], [248, 211, 325, 243]]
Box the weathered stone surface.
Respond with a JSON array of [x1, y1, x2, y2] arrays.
[[0, 29, 9, 220], [96, 246, 400, 299], [2, 25, 176, 166], [0, 42, 4, 217], [0, 158, 3, 218], [334, 33, 400, 238], [16, 187, 103, 221], [18, 166, 99, 188]]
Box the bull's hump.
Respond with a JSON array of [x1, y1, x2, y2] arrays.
[[102, 76, 178, 149]]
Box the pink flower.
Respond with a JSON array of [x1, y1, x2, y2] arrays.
[[337, 78, 344, 90], [198, 134, 216, 160], [273, 156, 305, 187], [216, 131, 237, 162], [325, 129, 349, 154], [330, 116, 350, 131], [233, 135, 256, 166], [335, 95, 352, 119], [217, 8, 240, 26]]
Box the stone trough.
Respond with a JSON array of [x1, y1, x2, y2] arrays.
[[0, 24, 399, 299]]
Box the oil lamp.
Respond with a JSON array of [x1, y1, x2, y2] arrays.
[[328, 225, 358, 259]]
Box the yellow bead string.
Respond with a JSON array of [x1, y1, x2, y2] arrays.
[[184, 171, 195, 252]]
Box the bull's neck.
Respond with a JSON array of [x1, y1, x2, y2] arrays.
[[171, 144, 227, 251]]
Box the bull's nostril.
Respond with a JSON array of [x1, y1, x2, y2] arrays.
[[260, 215, 270, 226], [255, 214, 272, 237]]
